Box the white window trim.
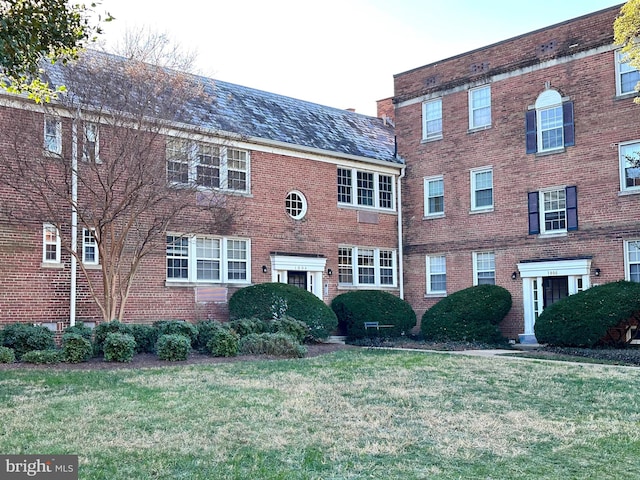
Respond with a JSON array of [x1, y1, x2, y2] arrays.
[[285, 190, 308, 220], [539, 186, 568, 235], [472, 251, 496, 286], [82, 122, 100, 163], [470, 166, 493, 212], [468, 85, 491, 130], [624, 239, 640, 282], [44, 117, 62, 156], [166, 139, 250, 194], [82, 228, 99, 265], [336, 167, 396, 212], [615, 50, 640, 97], [166, 234, 251, 285], [42, 223, 61, 265], [426, 254, 446, 296], [535, 89, 564, 153], [337, 246, 397, 288], [619, 140, 640, 193], [424, 175, 444, 217], [422, 98, 443, 141]]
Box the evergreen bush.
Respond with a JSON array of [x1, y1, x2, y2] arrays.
[[103, 333, 136, 362], [229, 283, 337, 341], [2, 323, 55, 360], [129, 324, 158, 353], [61, 333, 93, 363], [535, 280, 640, 347], [0, 346, 15, 363], [228, 318, 268, 337], [421, 284, 512, 343], [195, 320, 229, 352], [63, 321, 94, 342], [238, 332, 307, 358], [156, 334, 191, 361], [93, 321, 133, 355], [21, 349, 61, 364], [270, 316, 309, 343], [206, 329, 239, 357], [331, 290, 417, 340], [154, 320, 199, 346]]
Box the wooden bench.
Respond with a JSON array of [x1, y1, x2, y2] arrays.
[[364, 321, 394, 332]]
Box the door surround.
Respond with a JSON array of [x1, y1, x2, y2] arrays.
[[270, 253, 327, 300]]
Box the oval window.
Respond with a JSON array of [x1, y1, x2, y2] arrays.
[[285, 191, 307, 220]]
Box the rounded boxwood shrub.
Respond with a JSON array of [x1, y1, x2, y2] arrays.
[[154, 320, 199, 347], [61, 333, 93, 363], [238, 332, 307, 358], [63, 321, 94, 342], [228, 318, 268, 337], [2, 323, 55, 360], [206, 329, 239, 357], [21, 349, 61, 364], [0, 346, 15, 363], [421, 284, 512, 343], [129, 324, 158, 353], [103, 333, 136, 363], [156, 334, 191, 361], [94, 321, 133, 355], [229, 283, 338, 341], [535, 280, 640, 347], [270, 316, 309, 343], [331, 290, 417, 340], [195, 320, 229, 352]]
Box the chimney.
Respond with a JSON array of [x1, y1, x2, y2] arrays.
[[376, 97, 395, 125]]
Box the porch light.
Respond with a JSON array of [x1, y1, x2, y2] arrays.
[[594, 268, 601, 277], [327, 268, 333, 276], [262, 265, 268, 274], [511, 271, 518, 280]]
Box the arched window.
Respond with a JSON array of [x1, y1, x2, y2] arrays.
[[525, 89, 574, 154]]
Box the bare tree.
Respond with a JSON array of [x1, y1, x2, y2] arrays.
[[0, 38, 241, 322]]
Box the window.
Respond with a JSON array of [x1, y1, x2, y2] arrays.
[[166, 138, 249, 193], [426, 255, 446, 295], [337, 167, 395, 210], [42, 223, 61, 263], [422, 98, 442, 141], [473, 252, 495, 285], [82, 122, 99, 162], [424, 176, 444, 216], [469, 85, 491, 129], [527, 186, 578, 235], [285, 191, 307, 219], [44, 117, 61, 155], [625, 240, 640, 282], [525, 89, 574, 154], [619, 141, 640, 192], [166, 235, 250, 283], [338, 246, 397, 287], [471, 167, 493, 211], [82, 228, 98, 265], [616, 50, 640, 96]]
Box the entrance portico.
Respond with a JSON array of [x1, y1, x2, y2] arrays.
[[269, 253, 327, 300]]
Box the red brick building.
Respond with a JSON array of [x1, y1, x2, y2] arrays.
[[394, 4, 640, 342]]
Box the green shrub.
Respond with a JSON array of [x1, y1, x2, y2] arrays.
[[238, 332, 307, 358], [63, 321, 94, 342], [331, 290, 417, 340], [195, 320, 229, 352], [94, 321, 133, 355], [229, 283, 338, 341], [0, 346, 15, 363], [129, 324, 158, 353], [2, 323, 56, 360], [21, 349, 61, 364], [154, 320, 199, 346], [156, 334, 191, 361], [61, 333, 93, 363], [206, 329, 239, 357], [421, 284, 512, 343], [270, 316, 309, 343], [228, 318, 268, 337], [535, 281, 640, 347], [103, 333, 136, 363]]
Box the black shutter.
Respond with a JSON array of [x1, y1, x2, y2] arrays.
[[528, 191, 540, 235], [563, 101, 575, 147], [566, 185, 578, 231], [525, 110, 537, 154]]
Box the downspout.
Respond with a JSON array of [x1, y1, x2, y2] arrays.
[[395, 136, 406, 300], [70, 112, 78, 326]]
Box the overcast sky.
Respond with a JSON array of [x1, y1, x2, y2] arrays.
[[98, 0, 624, 116]]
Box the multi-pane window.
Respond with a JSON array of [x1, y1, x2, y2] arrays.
[[337, 167, 395, 210], [422, 98, 442, 141], [626, 240, 640, 283], [473, 252, 495, 285], [619, 141, 640, 191], [526, 89, 574, 154], [82, 122, 99, 162], [539, 106, 563, 151], [285, 191, 307, 219], [338, 246, 396, 287], [541, 188, 567, 233], [166, 235, 250, 283], [616, 50, 640, 96], [424, 176, 444, 216], [166, 138, 249, 193], [42, 223, 61, 263], [471, 167, 493, 211], [82, 228, 98, 265], [426, 255, 446, 295], [44, 117, 61, 155], [528, 186, 577, 235], [469, 86, 491, 129]]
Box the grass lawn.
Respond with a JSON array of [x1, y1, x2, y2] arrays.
[[1, 349, 639, 479]]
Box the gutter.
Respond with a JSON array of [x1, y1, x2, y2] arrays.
[[396, 151, 406, 300]]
